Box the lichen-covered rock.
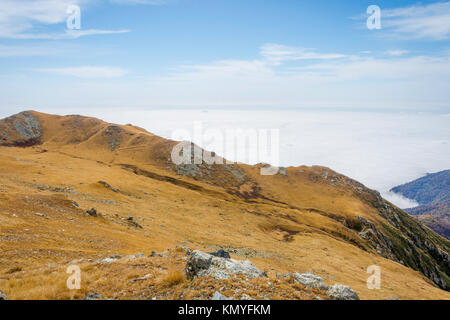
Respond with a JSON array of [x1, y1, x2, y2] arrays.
[[0, 111, 41, 146], [293, 273, 328, 290], [186, 250, 263, 280], [212, 291, 233, 300], [327, 284, 359, 300], [0, 290, 8, 300], [209, 249, 231, 259], [84, 293, 104, 300], [102, 125, 123, 151]]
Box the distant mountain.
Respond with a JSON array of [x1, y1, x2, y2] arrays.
[[391, 170, 450, 239]]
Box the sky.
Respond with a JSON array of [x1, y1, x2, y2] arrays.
[[0, 0, 449, 207], [0, 0, 450, 111]]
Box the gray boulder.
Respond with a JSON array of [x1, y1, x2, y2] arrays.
[[84, 293, 104, 300], [212, 291, 233, 300], [327, 284, 359, 300], [293, 273, 328, 290], [186, 250, 263, 280], [210, 249, 231, 259], [0, 290, 8, 300]]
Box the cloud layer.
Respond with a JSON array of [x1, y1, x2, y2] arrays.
[[37, 66, 129, 78], [23, 108, 448, 209], [381, 1, 450, 40], [0, 0, 130, 39]]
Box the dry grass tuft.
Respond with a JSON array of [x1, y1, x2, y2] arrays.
[[6, 266, 23, 274], [161, 270, 185, 287]]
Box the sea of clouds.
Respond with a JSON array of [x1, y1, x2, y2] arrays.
[[8, 108, 448, 209]]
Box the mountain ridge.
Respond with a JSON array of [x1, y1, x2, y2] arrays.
[[0, 110, 449, 299], [391, 170, 450, 239]]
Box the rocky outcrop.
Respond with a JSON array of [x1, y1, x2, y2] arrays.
[[293, 273, 328, 290], [102, 125, 123, 151], [0, 290, 8, 300], [327, 284, 359, 300], [361, 189, 450, 291], [0, 111, 41, 146], [336, 175, 450, 291], [186, 250, 264, 280]]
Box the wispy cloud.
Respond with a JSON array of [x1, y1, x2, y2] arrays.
[[37, 66, 129, 78], [178, 44, 348, 76], [174, 43, 450, 82], [385, 50, 409, 56], [381, 1, 450, 40], [0, 45, 60, 57], [109, 0, 168, 4], [0, 0, 130, 39], [260, 43, 347, 63], [136, 43, 450, 109]]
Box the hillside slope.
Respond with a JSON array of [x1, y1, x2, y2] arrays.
[[391, 170, 450, 239], [0, 111, 449, 300]]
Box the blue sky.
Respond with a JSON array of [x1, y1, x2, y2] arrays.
[[1, 0, 450, 112]]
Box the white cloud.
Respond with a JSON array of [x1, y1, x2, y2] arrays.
[[381, 1, 450, 40], [383, 191, 419, 209], [0, 0, 130, 39], [27, 108, 449, 209], [162, 43, 450, 90], [2, 43, 450, 111], [109, 0, 168, 4], [385, 50, 409, 56], [9, 42, 447, 110], [0, 45, 59, 57], [37, 66, 129, 78], [260, 43, 347, 63]]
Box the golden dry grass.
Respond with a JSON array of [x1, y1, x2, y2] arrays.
[[0, 111, 448, 300]]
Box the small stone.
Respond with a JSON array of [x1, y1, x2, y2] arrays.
[[84, 293, 104, 300], [209, 249, 231, 259], [0, 290, 8, 300], [86, 208, 98, 217], [327, 284, 359, 300], [70, 259, 85, 264], [212, 291, 233, 300], [131, 274, 151, 283], [240, 294, 254, 300]]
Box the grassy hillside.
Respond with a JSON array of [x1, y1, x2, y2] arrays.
[[0, 111, 449, 300]]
